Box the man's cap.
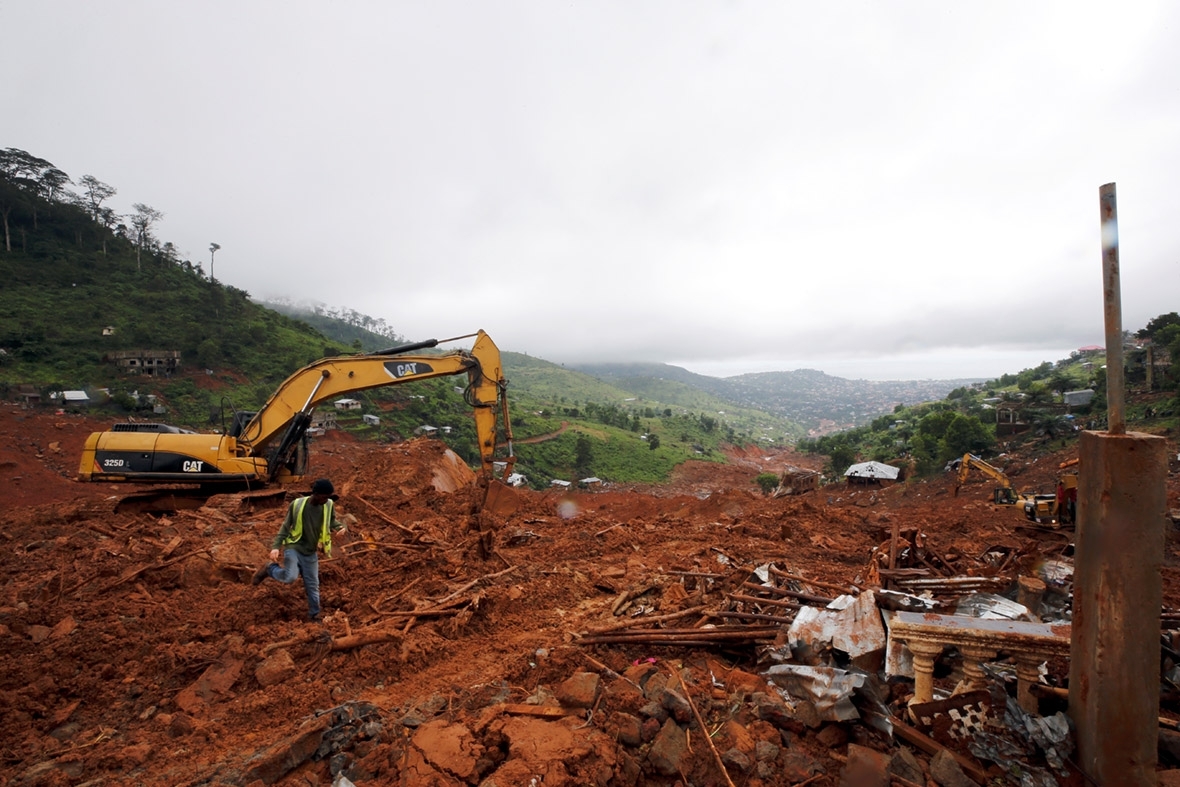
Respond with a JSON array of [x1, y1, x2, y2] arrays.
[[311, 478, 334, 496]]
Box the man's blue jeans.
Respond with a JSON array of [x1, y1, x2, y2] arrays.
[[268, 549, 320, 618]]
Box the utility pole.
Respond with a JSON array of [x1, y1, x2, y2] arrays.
[[209, 242, 220, 283]]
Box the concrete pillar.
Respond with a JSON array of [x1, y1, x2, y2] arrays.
[[1017, 576, 1046, 621], [1013, 653, 1046, 714], [907, 640, 944, 704], [1069, 430, 1168, 786], [958, 645, 997, 693]]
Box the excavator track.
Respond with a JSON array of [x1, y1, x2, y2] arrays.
[[112, 482, 283, 515], [114, 488, 214, 515]]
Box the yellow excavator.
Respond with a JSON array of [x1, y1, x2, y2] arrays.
[[952, 453, 1028, 506], [78, 330, 515, 509], [952, 453, 1076, 527]]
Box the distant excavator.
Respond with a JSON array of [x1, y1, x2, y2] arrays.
[[952, 453, 1076, 527], [78, 330, 515, 512]]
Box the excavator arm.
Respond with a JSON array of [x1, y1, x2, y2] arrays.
[[79, 330, 514, 487], [237, 330, 512, 481], [953, 453, 1021, 505]]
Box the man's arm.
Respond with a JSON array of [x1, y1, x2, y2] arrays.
[[329, 505, 347, 533]]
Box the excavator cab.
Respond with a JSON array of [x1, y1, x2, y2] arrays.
[[993, 487, 1018, 506]]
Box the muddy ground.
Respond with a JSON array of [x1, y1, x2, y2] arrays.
[[2, 402, 1179, 786]]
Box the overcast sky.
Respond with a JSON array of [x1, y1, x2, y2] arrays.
[[5, 2, 1178, 380]]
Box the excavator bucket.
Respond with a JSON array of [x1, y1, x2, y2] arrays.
[[482, 479, 521, 518]]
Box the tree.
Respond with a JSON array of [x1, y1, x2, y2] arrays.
[[826, 440, 858, 476], [0, 148, 45, 252], [1137, 312, 1180, 339], [1046, 371, 1074, 398], [574, 434, 594, 476], [130, 203, 164, 272], [940, 413, 992, 459], [648, 434, 660, 450], [38, 167, 71, 205], [78, 175, 117, 253], [754, 473, 779, 495], [1028, 410, 1068, 441], [209, 242, 220, 282]]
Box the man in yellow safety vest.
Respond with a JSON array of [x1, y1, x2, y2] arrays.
[[252, 478, 347, 620]]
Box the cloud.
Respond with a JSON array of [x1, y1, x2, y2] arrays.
[[3, 1, 1177, 380]]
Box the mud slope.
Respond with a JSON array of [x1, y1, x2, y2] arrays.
[[2, 403, 1178, 786]]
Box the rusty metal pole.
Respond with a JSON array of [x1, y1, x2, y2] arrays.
[[1099, 182, 1125, 434], [1069, 183, 1167, 786]]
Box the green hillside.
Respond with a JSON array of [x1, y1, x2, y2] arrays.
[[0, 147, 802, 489]]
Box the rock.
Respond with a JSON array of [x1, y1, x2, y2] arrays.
[[121, 743, 153, 767], [1161, 729, 1180, 767], [640, 716, 662, 743], [889, 745, 924, 784], [755, 760, 777, 780], [930, 750, 975, 787], [647, 718, 688, 776], [792, 699, 824, 729], [816, 723, 848, 748], [241, 714, 333, 785], [622, 661, 660, 690], [169, 714, 196, 737], [658, 688, 693, 724], [780, 749, 825, 782], [49, 616, 77, 640], [638, 700, 669, 723], [721, 718, 756, 754], [175, 655, 244, 713], [347, 744, 402, 782], [411, 719, 484, 781], [555, 672, 600, 708], [617, 751, 642, 786], [255, 649, 297, 688], [610, 712, 643, 747], [751, 691, 803, 731], [643, 671, 669, 701], [839, 743, 890, 787], [754, 739, 780, 762], [723, 747, 752, 773]]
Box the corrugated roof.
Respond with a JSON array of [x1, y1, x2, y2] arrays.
[[843, 461, 899, 480]]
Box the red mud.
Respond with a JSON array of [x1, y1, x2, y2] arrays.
[[2, 402, 1178, 786]]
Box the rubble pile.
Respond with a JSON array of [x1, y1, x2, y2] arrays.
[[1, 403, 1179, 786]]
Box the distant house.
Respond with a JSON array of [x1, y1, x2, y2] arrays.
[[333, 398, 362, 411], [362, 414, 380, 426], [843, 461, 899, 485], [550, 479, 571, 488], [109, 349, 180, 377], [414, 425, 438, 436], [102, 326, 116, 336], [311, 411, 338, 431], [1077, 345, 1104, 355], [56, 390, 90, 407], [1063, 389, 1095, 408], [14, 384, 40, 406], [579, 477, 603, 487], [506, 472, 528, 488]]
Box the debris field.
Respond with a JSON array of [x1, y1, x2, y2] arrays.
[[3, 403, 1180, 786]]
